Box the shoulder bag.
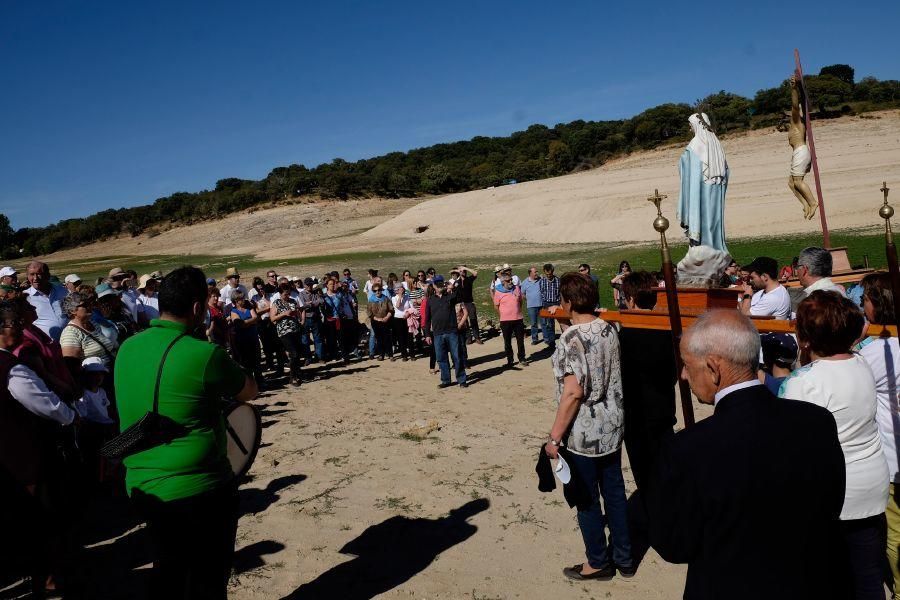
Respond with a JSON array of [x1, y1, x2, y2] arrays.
[[99, 333, 189, 459]]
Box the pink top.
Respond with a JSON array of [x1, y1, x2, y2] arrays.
[[493, 286, 523, 322]]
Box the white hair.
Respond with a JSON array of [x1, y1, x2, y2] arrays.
[[685, 310, 760, 371]]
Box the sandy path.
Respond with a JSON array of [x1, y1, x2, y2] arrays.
[[229, 332, 712, 599]]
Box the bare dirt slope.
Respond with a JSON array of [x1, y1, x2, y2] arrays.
[[45, 110, 899, 267], [365, 111, 900, 245]]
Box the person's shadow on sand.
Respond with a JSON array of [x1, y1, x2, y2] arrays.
[[281, 498, 490, 600]]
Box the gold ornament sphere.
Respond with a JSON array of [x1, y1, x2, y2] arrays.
[[653, 215, 670, 233], [880, 203, 894, 221]]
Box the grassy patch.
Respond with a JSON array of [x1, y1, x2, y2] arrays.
[[374, 496, 422, 513]]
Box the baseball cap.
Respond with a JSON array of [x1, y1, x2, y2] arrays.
[[0, 266, 17, 278], [206, 277, 217, 286], [432, 275, 445, 284], [108, 267, 126, 278], [760, 333, 799, 368], [81, 356, 109, 373], [65, 274, 81, 284], [95, 283, 121, 298]]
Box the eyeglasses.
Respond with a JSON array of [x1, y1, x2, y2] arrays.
[[267, 274, 277, 278]]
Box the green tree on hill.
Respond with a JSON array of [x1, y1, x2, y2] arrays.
[[819, 64, 855, 86]]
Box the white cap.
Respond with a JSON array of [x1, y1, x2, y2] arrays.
[[65, 274, 82, 284], [81, 356, 108, 373], [554, 453, 571, 484], [0, 266, 16, 278]]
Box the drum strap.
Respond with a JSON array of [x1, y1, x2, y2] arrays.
[[153, 333, 188, 414]]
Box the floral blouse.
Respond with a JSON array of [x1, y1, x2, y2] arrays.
[[551, 318, 624, 457]]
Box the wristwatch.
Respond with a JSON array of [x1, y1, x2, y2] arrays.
[[548, 437, 562, 447]]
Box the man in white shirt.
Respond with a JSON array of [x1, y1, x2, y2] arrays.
[[220, 267, 248, 308], [739, 257, 792, 320], [797, 246, 846, 297], [136, 274, 161, 327], [23, 261, 68, 340]]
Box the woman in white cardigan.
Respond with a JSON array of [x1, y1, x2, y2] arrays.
[[857, 273, 900, 597], [780, 290, 888, 600]]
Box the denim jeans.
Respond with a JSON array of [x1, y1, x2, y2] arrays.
[[568, 450, 632, 569], [541, 303, 557, 348], [433, 331, 467, 385], [527, 306, 542, 343], [302, 317, 324, 360]]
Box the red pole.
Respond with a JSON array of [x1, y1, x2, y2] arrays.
[[794, 49, 831, 248]]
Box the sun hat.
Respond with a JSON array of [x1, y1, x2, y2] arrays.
[[81, 356, 109, 373], [0, 266, 17, 278], [64, 274, 81, 284], [137, 274, 154, 290], [149, 270, 164, 280], [225, 267, 240, 279], [95, 283, 121, 298], [108, 267, 126, 278]]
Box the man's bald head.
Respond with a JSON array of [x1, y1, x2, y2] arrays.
[[681, 310, 760, 404]]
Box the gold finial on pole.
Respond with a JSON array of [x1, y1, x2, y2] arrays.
[[880, 181, 893, 244], [648, 189, 671, 262]]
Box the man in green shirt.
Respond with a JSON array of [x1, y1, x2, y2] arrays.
[[116, 266, 256, 598]]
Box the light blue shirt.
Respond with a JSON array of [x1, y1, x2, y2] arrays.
[[520, 277, 543, 309], [25, 284, 69, 341]]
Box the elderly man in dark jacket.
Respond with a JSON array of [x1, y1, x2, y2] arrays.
[[646, 310, 846, 599]]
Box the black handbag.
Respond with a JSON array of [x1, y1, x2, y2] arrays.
[[99, 333, 189, 459]]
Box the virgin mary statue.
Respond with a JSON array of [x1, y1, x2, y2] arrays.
[[677, 113, 728, 253]]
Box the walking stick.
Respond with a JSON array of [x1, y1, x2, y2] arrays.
[[878, 182, 900, 327], [648, 190, 695, 428], [795, 49, 831, 248]]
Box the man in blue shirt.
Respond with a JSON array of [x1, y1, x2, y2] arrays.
[[24, 261, 68, 341], [520, 266, 543, 345]]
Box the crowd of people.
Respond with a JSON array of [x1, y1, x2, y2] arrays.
[[0, 257, 579, 596], [1, 243, 897, 598], [541, 246, 900, 599]]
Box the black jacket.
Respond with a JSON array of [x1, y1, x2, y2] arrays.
[[645, 384, 846, 600]]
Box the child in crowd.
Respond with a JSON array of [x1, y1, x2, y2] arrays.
[[75, 357, 115, 485], [759, 333, 798, 395], [75, 357, 114, 425]]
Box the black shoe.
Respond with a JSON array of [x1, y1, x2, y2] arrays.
[[562, 563, 615, 581], [459, 382, 468, 388], [506, 362, 515, 368], [438, 382, 452, 389], [614, 563, 636, 576]]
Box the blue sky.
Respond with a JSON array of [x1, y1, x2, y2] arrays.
[[2, 0, 898, 229]]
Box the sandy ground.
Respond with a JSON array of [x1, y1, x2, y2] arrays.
[[216, 332, 712, 600], [366, 111, 900, 245], [43, 110, 900, 268]]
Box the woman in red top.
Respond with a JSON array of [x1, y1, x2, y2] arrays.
[[205, 288, 227, 347]]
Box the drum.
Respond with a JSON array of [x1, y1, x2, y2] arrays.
[[224, 402, 262, 478]]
